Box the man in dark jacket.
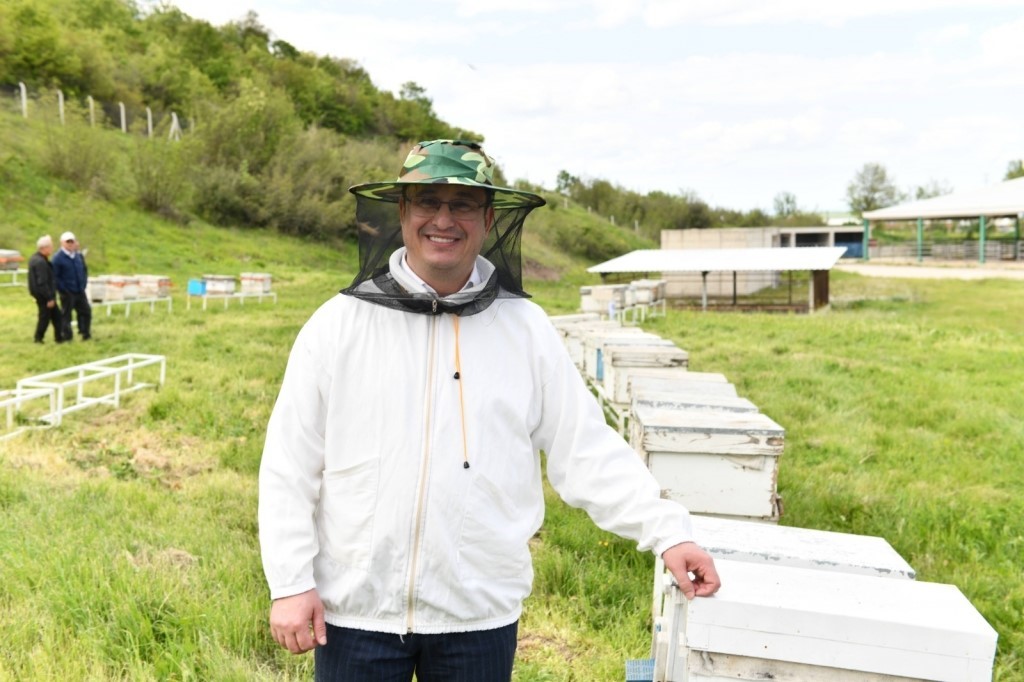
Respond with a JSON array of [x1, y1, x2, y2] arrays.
[[51, 230, 92, 341], [27, 235, 63, 344]]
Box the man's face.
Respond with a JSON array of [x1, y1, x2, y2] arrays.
[[398, 184, 494, 295], [63, 238, 77, 252], [40, 244, 53, 257]]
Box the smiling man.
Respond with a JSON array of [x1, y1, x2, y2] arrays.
[[258, 139, 720, 682]]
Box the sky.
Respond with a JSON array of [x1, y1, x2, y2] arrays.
[[159, 0, 1024, 214]]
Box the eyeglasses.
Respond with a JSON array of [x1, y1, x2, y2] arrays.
[[407, 195, 487, 218]]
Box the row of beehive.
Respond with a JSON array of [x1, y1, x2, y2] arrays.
[[547, 312, 997, 682], [187, 272, 272, 296], [580, 280, 666, 314], [0, 249, 24, 271], [88, 275, 171, 302]]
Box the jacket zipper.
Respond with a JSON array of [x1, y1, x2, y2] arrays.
[[406, 313, 438, 632]]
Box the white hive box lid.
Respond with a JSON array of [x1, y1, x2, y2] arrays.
[[613, 367, 728, 404], [548, 312, 601, 329], [681, 559, 997, 682], [625, 372, 738, 404], [633, 405, 784, 456], [604, 343, 688, 365], [581, 329, 658, 379], [691, 514, 915, 579], [632, 389, 758, 413]]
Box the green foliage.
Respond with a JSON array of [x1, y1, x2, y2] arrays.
[[39, 100, 123, 198], [847, 161, 905, 216], [1006, 160, 1024, 181]]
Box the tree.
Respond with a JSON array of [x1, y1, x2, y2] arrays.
[[1006, 160, 1024, 180], [913, 179, 952, 200], [773, 191, 797, 218], [556, 170, 579, 195], [846, 162, 904, 216]]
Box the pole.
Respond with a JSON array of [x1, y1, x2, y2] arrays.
[[862, 218, 870, 261], [916, 217, 923, 262], [979, 216, 987, 264]]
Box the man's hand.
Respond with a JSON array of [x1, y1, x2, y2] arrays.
[[662, 541, 721, 600], [269, 589, 328, 654]]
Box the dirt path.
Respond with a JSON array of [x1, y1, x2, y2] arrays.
[[835, 260, 1024, 280]]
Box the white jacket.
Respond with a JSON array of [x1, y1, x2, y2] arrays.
[[259, 254, 694, 634]]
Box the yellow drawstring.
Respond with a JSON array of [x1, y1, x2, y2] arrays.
[[452, 315, 470, 469]]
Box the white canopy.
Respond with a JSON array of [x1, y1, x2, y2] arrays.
[[863, 177, 1024, 221], [587, 247, 846, 275]]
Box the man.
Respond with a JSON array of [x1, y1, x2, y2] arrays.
[[27, 235, 62, 344], [259, 140, 720, 681], [51, 231, 92, 341]]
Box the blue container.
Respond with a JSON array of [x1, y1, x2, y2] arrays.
[[187, 279, 206, 295]]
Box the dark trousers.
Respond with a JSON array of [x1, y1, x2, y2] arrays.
[[314, 621, 518, 682], [34, 298, 62, 342], [59, 290, 91, 340]]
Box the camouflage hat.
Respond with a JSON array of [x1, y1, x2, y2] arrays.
[[349, 139, 545, 209]]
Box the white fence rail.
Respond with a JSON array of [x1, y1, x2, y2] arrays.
[[8, 353, 166, 432]]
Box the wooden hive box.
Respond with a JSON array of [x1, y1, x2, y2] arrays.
[[632, 389, 759, 414], [578, 327, 653, 381], [203, 274, 236, 295], [602, 345, 690, 399], [630, 405, 784, 520], [593, 337, 679, 383], [240, 272, 273, 293], [689, 514, 915, 579], [619, 369, 735, 405], [558, 320, 623, 370], [655, 559, 997, 682], [0, 249, 24, 271], [547, 312, 600, 329]]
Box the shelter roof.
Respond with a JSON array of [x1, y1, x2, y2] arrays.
[[587, 247, 846, 274], [863, 177, 1024, 221]]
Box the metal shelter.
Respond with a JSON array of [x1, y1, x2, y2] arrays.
[[587, 247, 846, 312], [862, 176, 1024, 264]]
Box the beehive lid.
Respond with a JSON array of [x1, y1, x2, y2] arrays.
[[606, 344, 688, 362], [684, 560, 997, 681], [634, 405, 784, 455], [632, 390, 758, 413], [690, 515, 915, 579]]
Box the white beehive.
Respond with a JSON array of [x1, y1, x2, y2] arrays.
[[548, 312, 601, 329], [120, 276, 140, 300], [630, 278, 666, 304], [203, 274, 236, 295], [615, 368, 733, 405], [654, 559, 997, 682], [104, 276, 126, 301], [578, 327, 651, 381], [579, 284, 629, 313], [87, 276, 107, 302], [240, 272, 272, 293], [558, 320, 624, 370], [690, 514, 916, 579], [136, 275, 171, 298], [625, 372, 738, 405], [589, 335, 677, 383], [631, 389, 759, 414], [630, 405, 784, 520], [0, 249, 23, 271], [602, 345, 690, 400]]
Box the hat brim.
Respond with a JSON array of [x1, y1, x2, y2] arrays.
[[349, 178, 545, 210]]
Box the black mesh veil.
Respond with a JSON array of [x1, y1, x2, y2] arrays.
[[340, 194, 539, 317]]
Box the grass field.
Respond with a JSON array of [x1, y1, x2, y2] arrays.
[[1, 215, 1022, 680]]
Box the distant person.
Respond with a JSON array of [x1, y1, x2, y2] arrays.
[[51, 231, 92, 341], [27, 234, 62, 344], [258, 139, 720, 681]]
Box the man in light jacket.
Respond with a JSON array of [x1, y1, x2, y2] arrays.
[[259, 140, 720, 681], [27, 234, 62, 344]]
